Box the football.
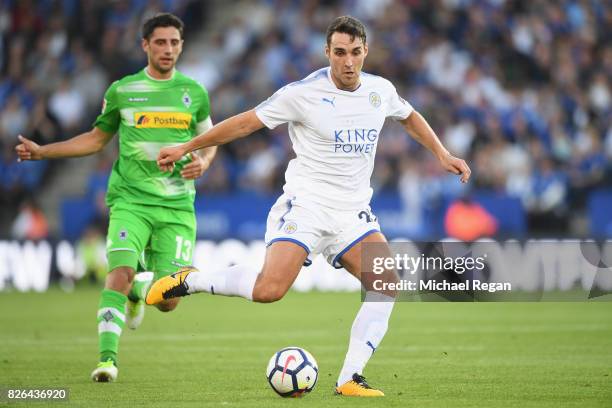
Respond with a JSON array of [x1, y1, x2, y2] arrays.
[[266, 347, 318, 397]]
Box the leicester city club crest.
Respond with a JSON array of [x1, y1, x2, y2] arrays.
[[182, 92, 192, 108], [283, 221, 298, 234], [369, 92, 381, 108]]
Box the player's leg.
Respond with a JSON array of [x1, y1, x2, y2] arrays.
[[146, 240, 308, 304], [142, 243, 182, 313], [126, 268, 154, 328], [250, 195, 317, 302], [144, 207, 217, 310], [93, 204, 152, 382], [147, 194, 316, 304], [253, 241, 309, 302], [92, 265, 134, 382], [334, 231, 397, 397]]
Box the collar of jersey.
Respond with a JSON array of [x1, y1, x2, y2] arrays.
[[326, 67, 362, 93], [144, 67, 176, 81]]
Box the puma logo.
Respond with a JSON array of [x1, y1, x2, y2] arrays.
[[322, 97, 335, 107]]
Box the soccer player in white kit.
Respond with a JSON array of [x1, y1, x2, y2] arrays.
[[147, 16, 471, 397]]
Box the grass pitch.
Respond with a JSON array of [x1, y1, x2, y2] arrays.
[[0, 287, 610, 407]]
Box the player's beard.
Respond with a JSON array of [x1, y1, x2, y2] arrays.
[[152, 58, 175, 75], [342, 75, 359, 89], [336, 72, 360, 91]]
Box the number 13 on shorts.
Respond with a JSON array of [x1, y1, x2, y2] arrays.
[[175, 235, 192, 262]]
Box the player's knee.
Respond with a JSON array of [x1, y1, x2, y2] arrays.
[[252, 284, 286, 303], [155, 304, 175, 312], [155, 299, 179, 312]]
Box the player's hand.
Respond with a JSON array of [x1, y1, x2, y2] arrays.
[[15, 135, 43, 161], [181, 152, 211, 179], [439, 152, 471, 183], [157, 145, 186, 172]]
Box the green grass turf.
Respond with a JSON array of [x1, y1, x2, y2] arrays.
[[0, 287, 611, 407]]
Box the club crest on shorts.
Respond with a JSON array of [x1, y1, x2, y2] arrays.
[[369, 92, 381, 108], [283, 221, 298, 234], [119, 229, 128, 240]]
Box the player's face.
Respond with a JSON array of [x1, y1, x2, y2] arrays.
[[142, 26, 183, 76], [325, 32, 368, 91]]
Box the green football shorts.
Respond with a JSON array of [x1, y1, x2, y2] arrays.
[[106, 201, 196, 280]]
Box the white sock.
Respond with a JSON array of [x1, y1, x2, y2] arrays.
[[132, 271, 154, 299], [337, 292, 395, 386], [184, 264, 259, 301]]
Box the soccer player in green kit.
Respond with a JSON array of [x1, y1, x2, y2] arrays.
[[15, 13, 216, 382]]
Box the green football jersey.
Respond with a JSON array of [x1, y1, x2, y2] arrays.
[[94, 69, 210, 211]]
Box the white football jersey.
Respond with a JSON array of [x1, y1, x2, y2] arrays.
[[255, 67, 414, 210]]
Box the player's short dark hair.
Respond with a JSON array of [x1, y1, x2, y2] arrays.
[[142, 13, 184, 40], [325, 16, 367, 46]]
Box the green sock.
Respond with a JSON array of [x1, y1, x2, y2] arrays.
[[97, 289, 127, 365], [127, 272, 154, 302]]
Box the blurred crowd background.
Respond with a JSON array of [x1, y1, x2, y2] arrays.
[[0, 0, 610, 244]]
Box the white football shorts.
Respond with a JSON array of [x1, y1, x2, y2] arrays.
[[264, 193, 381, 268]]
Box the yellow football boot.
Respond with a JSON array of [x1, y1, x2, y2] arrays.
[[145, 266, 198, 305], [335, 374, 385, 397]]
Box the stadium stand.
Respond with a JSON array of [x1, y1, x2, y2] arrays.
[[0, 0, 610, 241]]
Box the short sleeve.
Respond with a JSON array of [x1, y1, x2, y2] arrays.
[[196, 84, 211, 122], [93, 82, 120, 134], [254, 84, 304, 129], [196, 116, 213, 134], [386, 85, 414, 121]]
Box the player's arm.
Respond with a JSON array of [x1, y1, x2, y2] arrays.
[[158, 110, 264, 171], [15, 127, 114, 161], [400, 111, 471, 183], [179, 147, 218, 180], [180, 116, 219, 180], [194, 116, 218, 166], [196, 146, 217, 164]]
